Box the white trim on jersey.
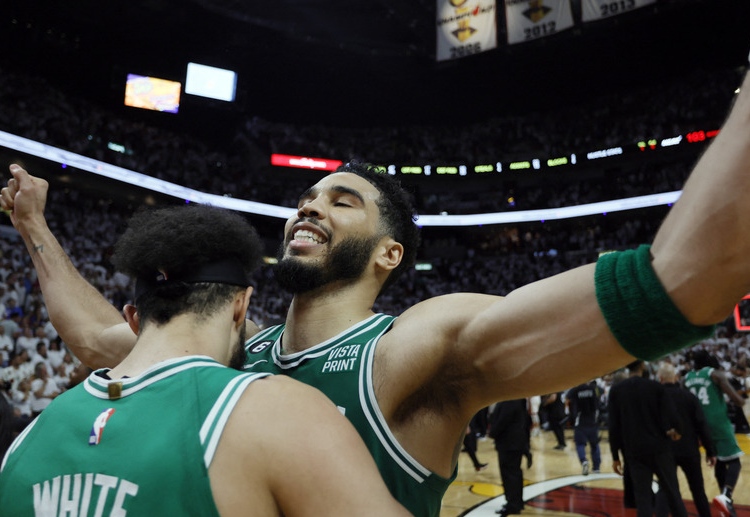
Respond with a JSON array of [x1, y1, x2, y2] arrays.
[[201, 372, 270, 468]]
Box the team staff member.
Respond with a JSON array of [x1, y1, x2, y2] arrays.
[[6, 62, 750, 516], [655, 362, 716, 517], [0, 204, 410, 517], [489, 399, 529, 517], [567, 380, 602, 475], [608, 361, 686, 517]]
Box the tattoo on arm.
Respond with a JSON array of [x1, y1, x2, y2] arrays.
[[33, 244, 43, 255]]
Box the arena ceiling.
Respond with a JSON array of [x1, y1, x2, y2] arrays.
[[1, 0, 749, 131]]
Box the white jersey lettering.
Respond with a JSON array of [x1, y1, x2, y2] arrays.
[[321, 358, 357, 373], [31, 474, 139, 517]]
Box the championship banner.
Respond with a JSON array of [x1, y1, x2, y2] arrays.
[[581, 0, 657, 22], [504, 0, 574, 45], [436, 0, 497, 62]]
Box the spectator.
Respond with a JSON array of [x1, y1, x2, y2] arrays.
[[14, 326, 37, 355], [0, 350, 33, 392], [0, 325, 13, 367], [29, 361, 60, 417], [45, 338, 65, 370], [29, 342, 53, 377], [8, 377, 33, 430], [0, 304, 22, 342]]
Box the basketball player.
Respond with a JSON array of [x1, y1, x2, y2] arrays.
[[4, 63, 750, 516], [0, 204, 410, 516], [685, 350, 745, 517]]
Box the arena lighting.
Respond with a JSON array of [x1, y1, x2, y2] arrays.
[[270, 153, 342, 171], [546, 157, 568, 167], [269, 126, 719, 177], [660, 135, 683, 147], [509, 161, 531, 170], [184, 62, 237, 102], [124, 74, 182, 114], [686, 129, 721, 143], [587, 147, 623, 160], [414, 191, 682, 227], [107, 142, 127, 154], [0, 129, 683, 227], [0, 130, 295, 219]]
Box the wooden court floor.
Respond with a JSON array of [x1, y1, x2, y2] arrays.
[[441, 427, 750, 517]]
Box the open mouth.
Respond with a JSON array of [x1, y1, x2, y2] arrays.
[[293, 228, 326, 244]]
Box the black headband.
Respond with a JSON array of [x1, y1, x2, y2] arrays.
[[134, 258, 250, 303]]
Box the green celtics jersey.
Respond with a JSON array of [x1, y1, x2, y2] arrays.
[[684, 366, 743, 460], [0, 356, 269, 516], [244, 313, 456, 517]]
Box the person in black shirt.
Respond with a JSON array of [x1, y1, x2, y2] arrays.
[[541, 392, 567, 450], [608, 360, 686, 517], [655, 362, 716, 517], [567, 379, 602, 475], [489, 399, 529, 517]]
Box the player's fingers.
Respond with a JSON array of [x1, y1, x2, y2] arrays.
[[9, 163, 49, 196], [9, 164, 32, 188], [0, 187, 13, 212], [5, 176, 17, 195], [9, 163, 26, 176]]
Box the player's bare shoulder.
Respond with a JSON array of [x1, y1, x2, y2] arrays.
[[385, 292, 502, 346]]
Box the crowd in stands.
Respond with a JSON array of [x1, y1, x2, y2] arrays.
[[0, 61, 744, 214], [0, 185, 748, 437], [0, 58, 748, 439]]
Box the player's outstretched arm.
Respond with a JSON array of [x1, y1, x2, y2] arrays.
[[1, 164, 135, 368], [212, 375, 413, 517], [711, 369, 746, 407], [650, 68, 750, 325], [384, 68, 750, 414]]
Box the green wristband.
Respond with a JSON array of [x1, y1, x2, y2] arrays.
[[595, 244, 715, 361]]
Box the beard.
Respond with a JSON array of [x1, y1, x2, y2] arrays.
[[228, 321, 248, 370], [274, 234, 381, 294]]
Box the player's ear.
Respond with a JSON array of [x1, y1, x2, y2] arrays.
[[123, 304, 140, 334], [234, 287, 253, 330], [374, 237, 403, 273]]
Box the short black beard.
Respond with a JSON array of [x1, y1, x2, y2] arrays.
[[228, 322, 247, 370], [274, 234, 381, 294]]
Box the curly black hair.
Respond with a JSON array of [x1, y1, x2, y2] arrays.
[[335, 161, 420, 293], [111, 204, 264, 326], [691, 349, 721, 370]]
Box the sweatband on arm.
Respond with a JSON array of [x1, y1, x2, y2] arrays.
[[594, 244, 715, 361]]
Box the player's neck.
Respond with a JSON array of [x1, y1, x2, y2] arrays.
[[283, 284, 376, 353], [109, 318, 229, 378]]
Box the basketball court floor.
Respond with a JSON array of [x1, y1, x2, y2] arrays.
[[442, 428, 750, 517]]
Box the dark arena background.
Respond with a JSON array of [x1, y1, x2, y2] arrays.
[[0, 0, 749, 515]]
